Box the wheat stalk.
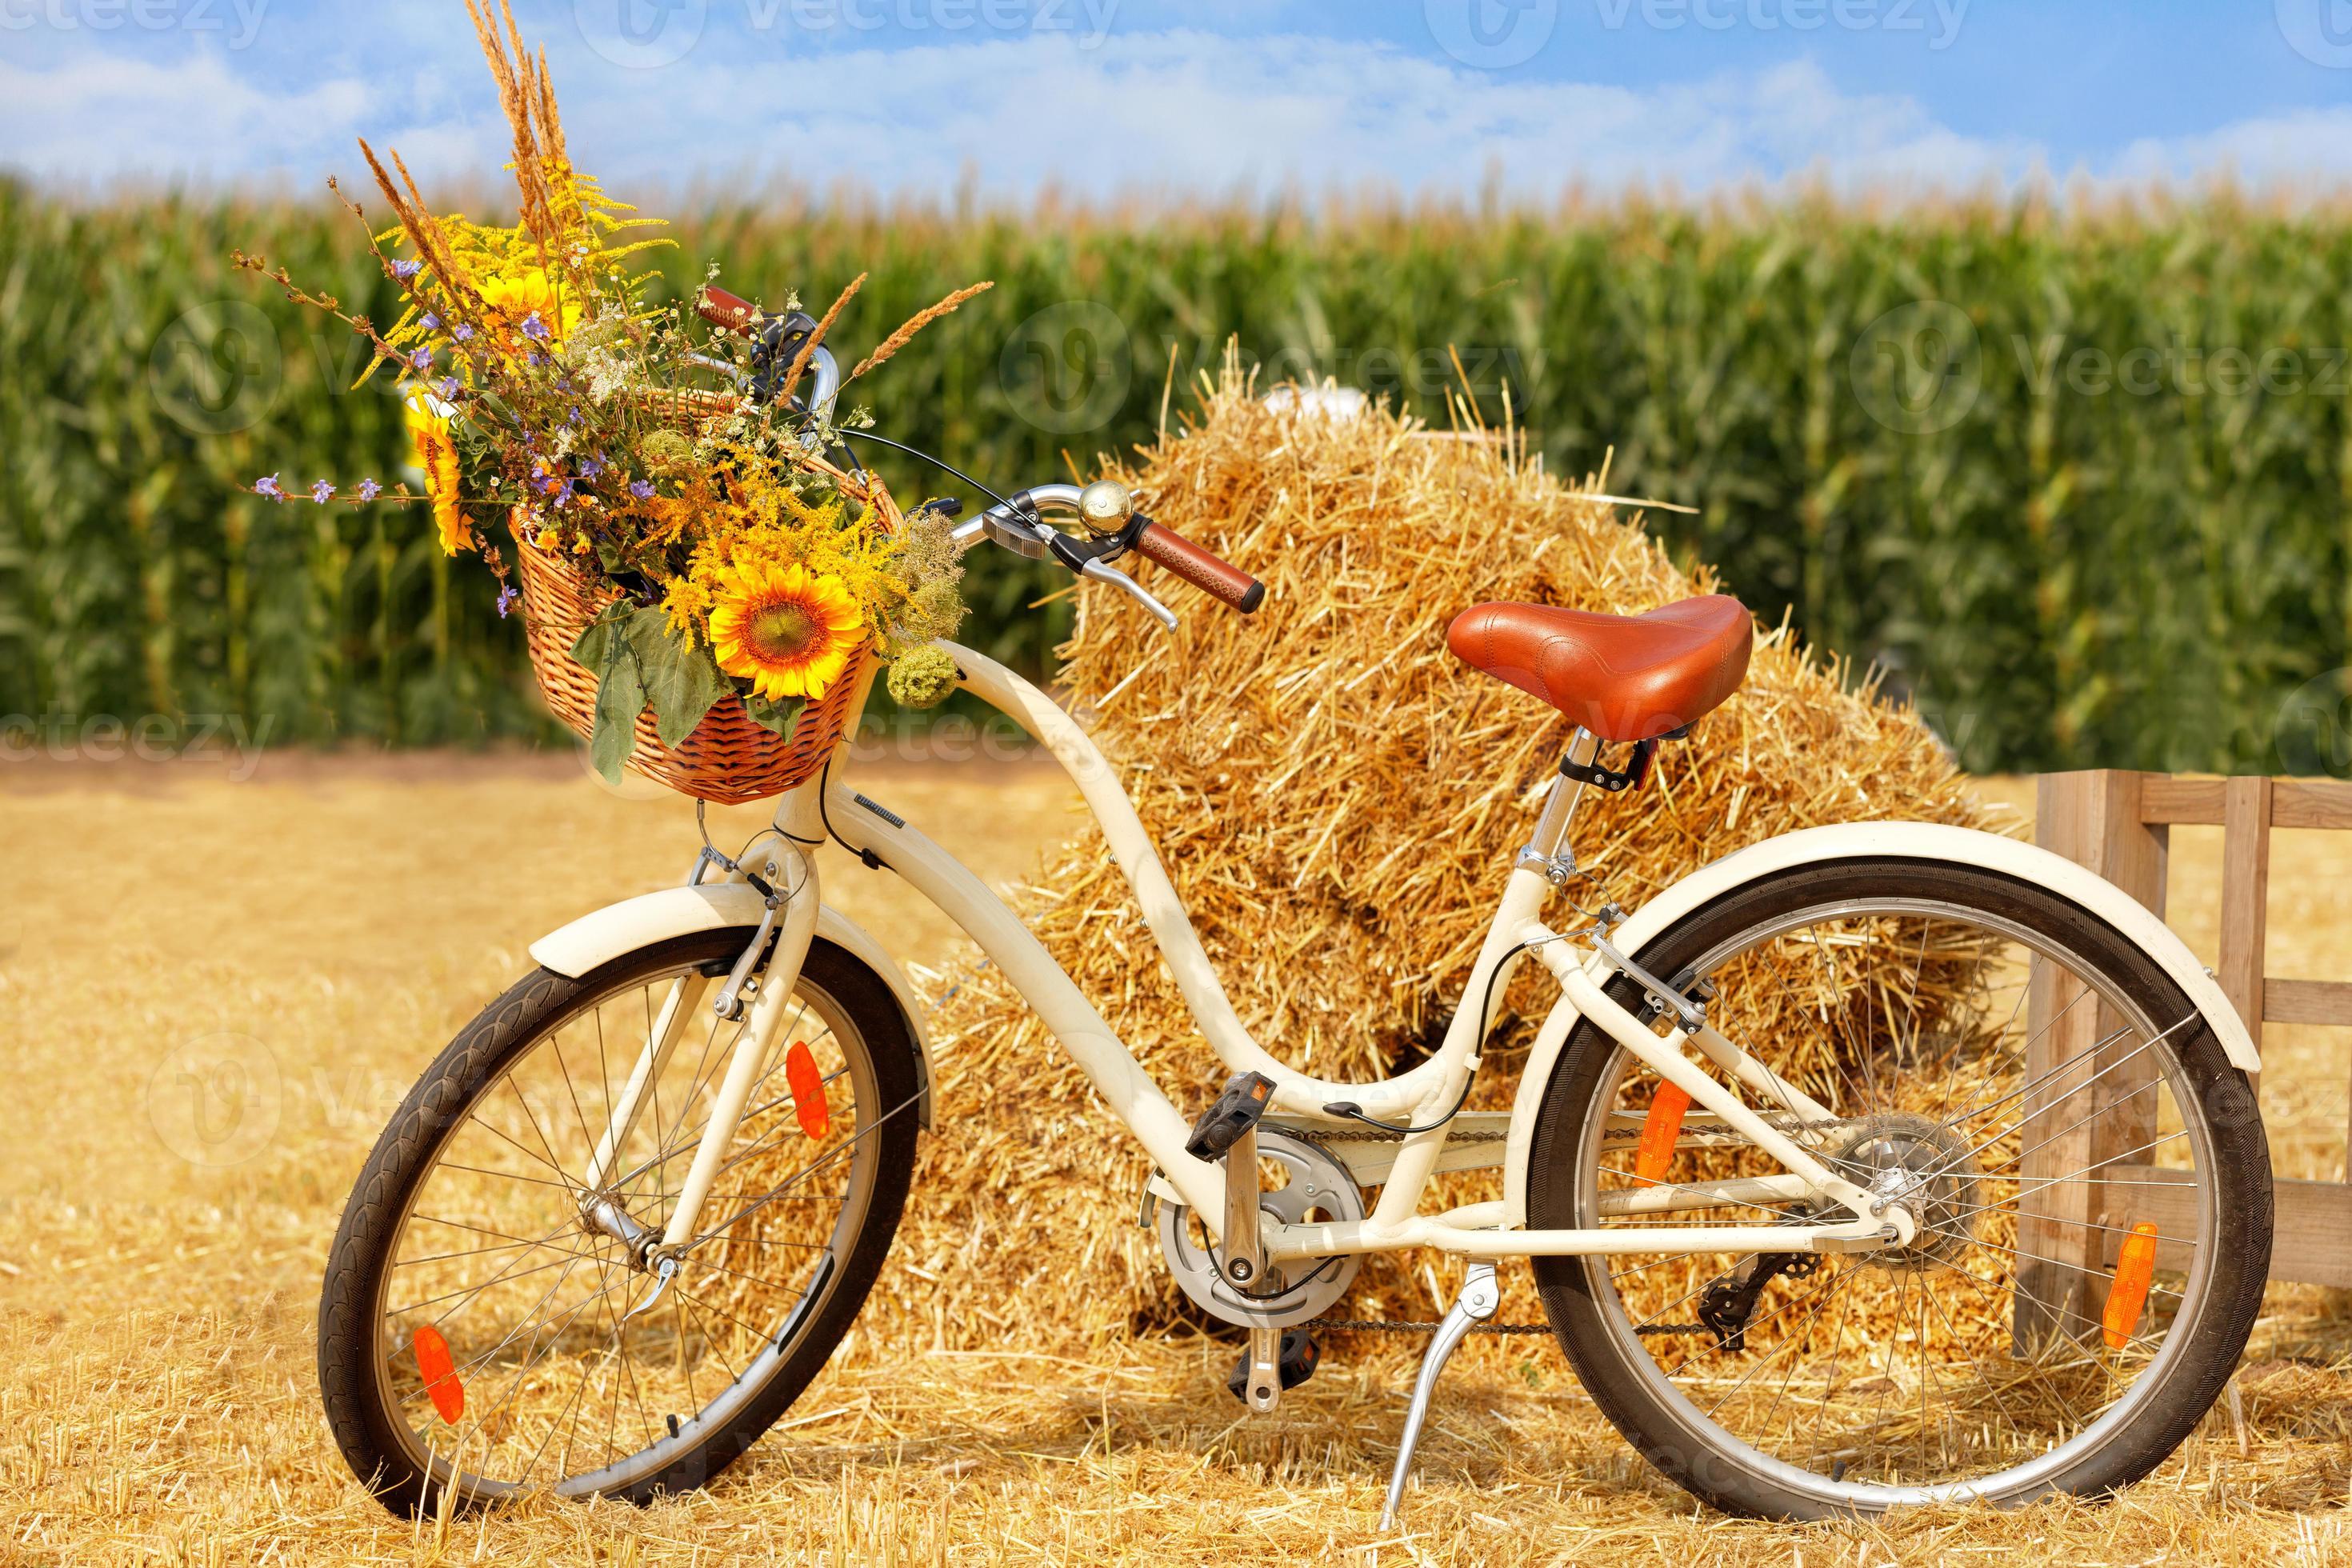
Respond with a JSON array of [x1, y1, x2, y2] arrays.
[[850, 281, 994, 381]]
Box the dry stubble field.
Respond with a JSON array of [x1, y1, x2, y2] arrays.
[[3, 753, 2350, 1566]]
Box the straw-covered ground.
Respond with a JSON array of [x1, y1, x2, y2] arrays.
[[6, 389, 2352, 1562], [4, 756, 2350, 1566]]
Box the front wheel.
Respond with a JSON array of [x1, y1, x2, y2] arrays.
[[1527, 856, 2271, 1518], [318, 932, 923, 1514]]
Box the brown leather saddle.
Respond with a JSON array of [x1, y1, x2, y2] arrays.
[[1446, 596, 1753, 742]]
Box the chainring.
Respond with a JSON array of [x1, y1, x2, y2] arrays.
[[1155, 1130, 1366, 1329]]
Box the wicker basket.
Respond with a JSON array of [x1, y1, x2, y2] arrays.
[[512, 423, 902, 805]]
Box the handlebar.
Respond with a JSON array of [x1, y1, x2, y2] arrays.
[[694, 286, 842, 430], [1131, 522, 1265, 614], [950, 482, 1265, 630]]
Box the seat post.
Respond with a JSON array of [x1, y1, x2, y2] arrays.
[[1516, 726, 1598, 882]]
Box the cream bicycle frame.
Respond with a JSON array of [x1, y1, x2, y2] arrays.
[[603, 638, 1914, 1271]]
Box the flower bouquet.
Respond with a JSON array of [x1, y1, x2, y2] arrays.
[[240, 0, 981, 802]]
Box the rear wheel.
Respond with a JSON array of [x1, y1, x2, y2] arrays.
[[319, 932, 922, 1514], [1527, 858, 2270, 1518]]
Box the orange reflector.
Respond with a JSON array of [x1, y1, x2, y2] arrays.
[[2102, 1222, 2161, 1350], [786, 1039, 830, 1142], [1634, 1082, 1693, 1186], [411, 1325, 464, 1424]]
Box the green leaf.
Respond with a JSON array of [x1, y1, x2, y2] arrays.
[[625, 607, 728, 748], [586, 621, 647, 785], [740, 690, 807, 741]]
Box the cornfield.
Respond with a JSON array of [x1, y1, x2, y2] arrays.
[[4, 180, 2350, 770]]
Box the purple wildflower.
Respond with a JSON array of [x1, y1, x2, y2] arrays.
[[357, 478, 382, 502], [254, 473, 284, 500], [409, 347, 433, 371], [438, 377, 461, 402], [578, 455, 604, 479], [453, 323, 474, 342], [420, 313, 441, 330], [390, 258, 422, 280], [519, 312, 549, 342], [630, 479, 655, 500], [310, 480, 335, 504], [494, 585, 520, 618]]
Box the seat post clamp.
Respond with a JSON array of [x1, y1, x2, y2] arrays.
[[1559, 737, 1658, 793]]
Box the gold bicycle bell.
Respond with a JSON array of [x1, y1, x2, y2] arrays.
[[1076, 478, 1137, 536]]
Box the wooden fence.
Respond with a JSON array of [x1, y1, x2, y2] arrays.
[[2023, 770, 2352, 1340]]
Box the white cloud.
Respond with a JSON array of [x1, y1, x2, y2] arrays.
[[0, 46, 374, 186], [0, 22, 2343, 205]]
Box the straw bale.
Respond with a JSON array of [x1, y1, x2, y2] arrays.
[[863, 366, 1991, 1354]]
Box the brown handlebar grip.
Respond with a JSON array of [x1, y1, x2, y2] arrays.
[[698, 285, 758, 333], [1133, 522, 1265, 614]]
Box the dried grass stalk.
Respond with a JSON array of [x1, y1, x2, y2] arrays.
[[851, 282, 994, 380], [778, 272, 866, 410]]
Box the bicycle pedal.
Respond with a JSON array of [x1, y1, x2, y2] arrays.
[[1226, 1329, 1318, 1404], [1185, 1070, 1277, 1161]]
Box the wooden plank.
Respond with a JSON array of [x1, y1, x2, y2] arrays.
[[2265, 978, 2352, 1027], [2106, 1166, 2351, 1288], [2218, 777, 2274, 1070], [2274, 778, 2352, 830], [2019, 770, 2170, 1349], [2142, 775, 2352, 828], [2138, 775, 2224, 826]]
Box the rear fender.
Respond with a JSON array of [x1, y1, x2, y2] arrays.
[[1502, 822, 2257, 1226]]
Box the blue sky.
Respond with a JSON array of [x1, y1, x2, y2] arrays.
[[6, 1, 2352, 200]]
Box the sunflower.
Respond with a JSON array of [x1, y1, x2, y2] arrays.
[[708, 562, 864, 702], [477, 264, 582, 354], [404, 393, 468, 554]]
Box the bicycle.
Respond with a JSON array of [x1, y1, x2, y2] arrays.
[[319, 328, 2274, 1526]]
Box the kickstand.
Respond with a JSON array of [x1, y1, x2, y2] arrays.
[[1378, 1261, 1500, 1530]]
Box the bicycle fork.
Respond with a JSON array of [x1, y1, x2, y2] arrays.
[[577, 841, 822, 1282]]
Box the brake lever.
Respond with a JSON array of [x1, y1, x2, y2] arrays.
[[1079, 558, 1178, 630]]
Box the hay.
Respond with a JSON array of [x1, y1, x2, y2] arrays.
[[871, 365, 1991, 1354]]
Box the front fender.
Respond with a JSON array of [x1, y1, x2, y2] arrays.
[[528, 883, 934, 1130], [1502, 821, 2256, 1226]]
